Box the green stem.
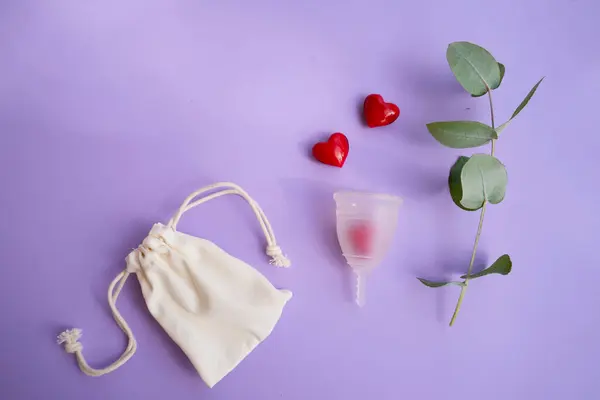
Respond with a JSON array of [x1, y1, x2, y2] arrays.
[[449, 201, 487, 326], [488, 89, 496, 131], [449, 85, 496, 327]]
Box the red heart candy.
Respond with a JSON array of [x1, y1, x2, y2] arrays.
[[363, 94, 400, 128], [312, 132, 349, 167]]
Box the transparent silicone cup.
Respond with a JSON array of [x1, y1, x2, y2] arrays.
[[334, 191, 403, 306]]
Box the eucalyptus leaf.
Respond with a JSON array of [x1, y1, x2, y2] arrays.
[[460, 154, 508, 209], [427, 121, 497, 149], [461, 254, 512, 279], [511, 77, 544, 119], [471, 62, 505, 97], [417, 278, 466, 288], [449, 156, 478, 211], [447, 42, 501, 96], [498, 63, 506, 86], [495, 77, 544, 134]]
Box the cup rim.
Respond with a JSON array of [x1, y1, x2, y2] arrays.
[[334, 190, 403, 205]]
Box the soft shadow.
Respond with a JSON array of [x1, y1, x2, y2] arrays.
[[409, 192, 484, 323], [279, 178, 352, 300], [392, 60, 478, 147], [439, 251, 489, 276], [356, 94, 367, 127], [350, 150, 447, 201], [165, 178, 268, 254], [392, 163, 447, 201], [91, 219, 152, 312], [299, 132, 322, 161], [435, 289, 449, 324]]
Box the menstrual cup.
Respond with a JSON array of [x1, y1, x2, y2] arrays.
[[334, 191, 402, 306]]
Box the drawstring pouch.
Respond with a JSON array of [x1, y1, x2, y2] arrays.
[[57, 182, 292, 388]]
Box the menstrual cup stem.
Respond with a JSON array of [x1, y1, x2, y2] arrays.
[[355, 271, 366, 307]]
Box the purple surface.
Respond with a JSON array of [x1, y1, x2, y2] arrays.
[[1, 1, 599, 399]]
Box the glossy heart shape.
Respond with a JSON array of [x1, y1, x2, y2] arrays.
[[363, 94, 400, 127], [312, 132, 349, 167]]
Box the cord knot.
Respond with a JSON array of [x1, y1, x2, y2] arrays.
[[57, 328, 83, 354], [266, 245, 291, 268]]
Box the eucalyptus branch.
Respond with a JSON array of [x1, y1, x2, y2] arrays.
[[418, 41, 542, 326]]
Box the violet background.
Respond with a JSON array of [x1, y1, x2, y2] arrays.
[[1, 1, 599, 399]]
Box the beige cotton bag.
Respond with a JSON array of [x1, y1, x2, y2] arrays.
[[57, 182, 292, 388]]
